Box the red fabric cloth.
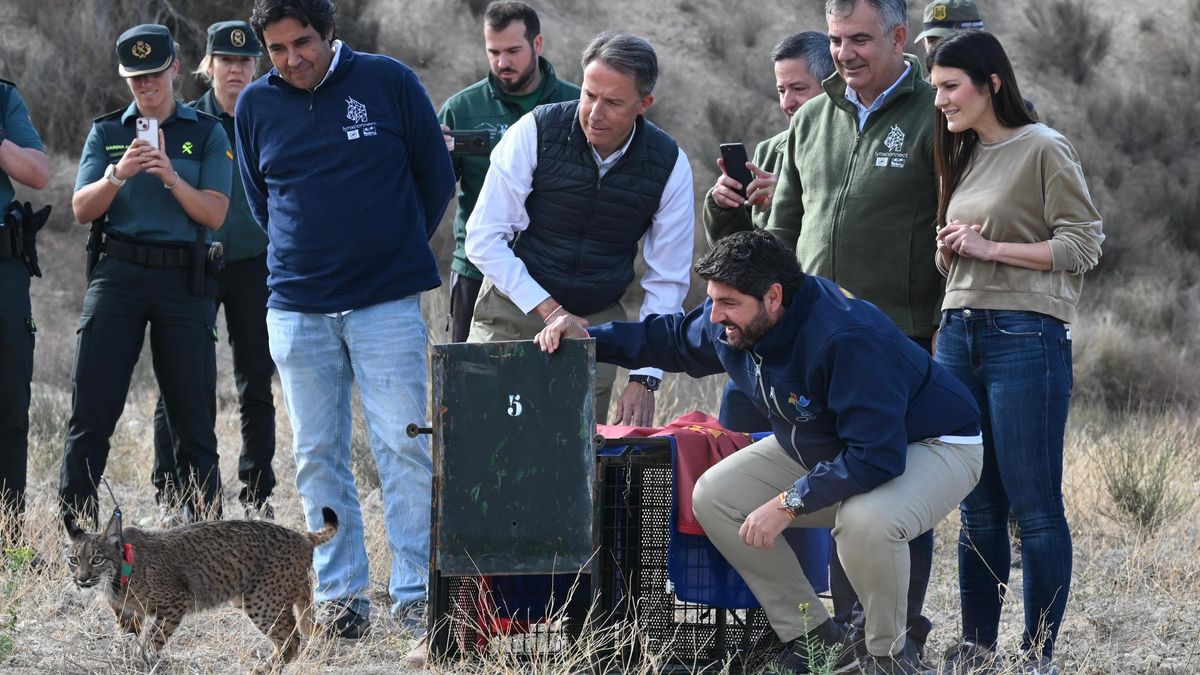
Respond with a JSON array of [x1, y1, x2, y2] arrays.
[[599, 411, 752, 535]]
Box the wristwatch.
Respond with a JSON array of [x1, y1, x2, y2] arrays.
[[628, 374, 661, 392], [104, 163, 127, 187], [778, 485, 804, 518]]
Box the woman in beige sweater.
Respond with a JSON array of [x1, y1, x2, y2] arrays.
[[927, 31, 1104, 675]]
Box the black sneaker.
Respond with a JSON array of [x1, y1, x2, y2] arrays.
[[859, 638, 934, 675], [769, 618, 858, 674], [939, 641, 1000, 675], [321, 602, 371, 639], [907, 615, 934, 660], [396, 599, 427, 638], [242, 500, 275, 521]]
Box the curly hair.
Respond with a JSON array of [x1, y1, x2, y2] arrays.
[[695, 230, 805, 305]]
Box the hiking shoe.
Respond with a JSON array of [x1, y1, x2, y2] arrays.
[[242, 500, 275, 521], [907, 615, 933, 660], [1018, 655, 1060, 675], [939, 641, 999, 674], [396, 600, 428, 638], [321, 602, 371, 640], [405, 635, 429, 668], [769, 618, 858, 674], [138, 502, 193, 529], [859, 638, 934, 675]]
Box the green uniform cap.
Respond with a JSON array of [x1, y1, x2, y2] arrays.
[[206, 20, 263, 57], [915, 0, 985, 43], [116, 24, 176, 77]]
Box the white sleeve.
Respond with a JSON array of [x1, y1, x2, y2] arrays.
[[463, 114, 550, 314], [630, 147, 695, 380]]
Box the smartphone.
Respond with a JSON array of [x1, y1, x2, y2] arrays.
[[719, 143, 753, 200], [449, 130, 490, 157], [136, 117, 159, 150]]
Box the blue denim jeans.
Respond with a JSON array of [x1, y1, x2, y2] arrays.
[[935, 308, 1073, 656], [267, 296, 432, 617]]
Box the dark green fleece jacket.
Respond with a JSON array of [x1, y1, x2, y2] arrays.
[[438, 58, 580, 280], [766, 55, 941, 338], [701, 128, 789, 246]]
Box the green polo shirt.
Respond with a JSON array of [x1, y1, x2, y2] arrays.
[[1, 80, 46, 206], [190, 89, 268, 261], [75, 100, 231, 243], [438, 58, 580, 280]]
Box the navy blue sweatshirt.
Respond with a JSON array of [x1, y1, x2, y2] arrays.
[[236, 44, 455, 313], [590, 275, 981, 514]]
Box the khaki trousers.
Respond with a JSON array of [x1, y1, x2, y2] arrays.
[[692, 434, 982, 656], [467, 279, 625, 422]]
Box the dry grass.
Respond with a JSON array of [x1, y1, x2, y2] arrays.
[[7, 353, 1200, 673]]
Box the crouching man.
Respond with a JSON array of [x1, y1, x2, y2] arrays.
[[536, 230, 983, 675]]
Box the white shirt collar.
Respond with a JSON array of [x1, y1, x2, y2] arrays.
[[845, 61, 911, 130], [314, 40, 344, 91], [590, 124, 639, 178]]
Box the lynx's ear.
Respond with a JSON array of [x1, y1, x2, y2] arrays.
[[101, 513, 121, 543], [63, 513, 86, 541]]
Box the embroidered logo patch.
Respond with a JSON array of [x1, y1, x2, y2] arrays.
[[342, 97, 377, 140], [788, 393, 817, 422], [181, 141, 194, 155], [933, 4, 948, 20], [231, 29, 247, 47], [875, 125, 910, 169]]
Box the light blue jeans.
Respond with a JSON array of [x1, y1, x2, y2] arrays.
[[267, 295, 432, 617]]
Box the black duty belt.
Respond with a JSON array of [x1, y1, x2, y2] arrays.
[[104, 237, 193, 268]]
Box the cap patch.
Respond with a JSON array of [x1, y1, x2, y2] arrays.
[[132, 41, 153, 59]]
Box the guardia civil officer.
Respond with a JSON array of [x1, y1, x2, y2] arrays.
[[149, 21, 277, 524], [0, 77, 50, 549], [61, 24, 232, 527]]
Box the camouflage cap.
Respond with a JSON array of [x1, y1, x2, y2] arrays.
[[915, 0, 985, 43], [206, 20, 263, 57], [116, 24, 176, 77]]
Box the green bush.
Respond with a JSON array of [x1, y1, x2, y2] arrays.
[[1088, 413, 1199, 533]]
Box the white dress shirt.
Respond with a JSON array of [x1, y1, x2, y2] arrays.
[[465, 112, 695, 380]]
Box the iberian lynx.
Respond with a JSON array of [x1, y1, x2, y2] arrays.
[[65, 507, 337, 669]]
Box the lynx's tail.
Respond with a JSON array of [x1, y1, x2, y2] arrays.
[[306, 507, 339, 548]]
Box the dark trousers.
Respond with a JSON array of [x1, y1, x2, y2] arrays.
[[448, 272, 482, 343], [59, 257, 220, 526], [152, 253, 276, 507], [0, 260, 33, 546]]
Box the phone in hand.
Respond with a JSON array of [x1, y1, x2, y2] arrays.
[[136, 117, 159, 150], [448, 130, 491, 157], [719, 143, 753, 200]]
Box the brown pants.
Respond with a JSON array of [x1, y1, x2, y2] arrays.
[[692, 434, 982, 656], [467, 279, 625, 422]]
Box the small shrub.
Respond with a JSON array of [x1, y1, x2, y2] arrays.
[[703, 26, 728, 60], [1088, 413, 1199, 533], [1023, 0, 1112, 84]]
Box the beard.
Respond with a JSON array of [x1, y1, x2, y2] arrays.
[[722, 304, 772, 350], [494, 58, 538, 94]]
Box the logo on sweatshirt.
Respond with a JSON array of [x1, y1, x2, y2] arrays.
[[875, 124, 908, 169], [788, 393, 816, 422], [343, 97, 377, 140]]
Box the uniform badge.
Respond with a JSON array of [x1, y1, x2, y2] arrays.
[[933, 4, 948, 20], [132, 41, 153, 59], [231, 29, 246, 47]]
